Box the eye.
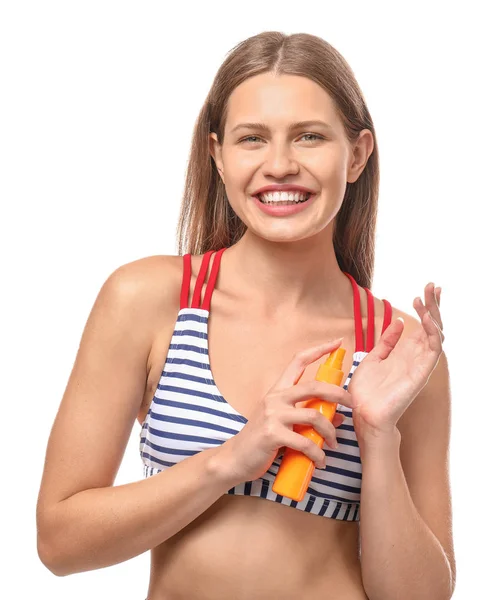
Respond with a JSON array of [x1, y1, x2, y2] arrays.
[[239, 135, 263, 144], [301, 133, 323, 143], [238, 133, 324, 144]]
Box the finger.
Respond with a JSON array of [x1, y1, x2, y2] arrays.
[[413, 296, 442, 329], [271, 338, 344, 391], [332, 412, 347, 427], [423, 310, 445, 350], [424, 282, 443, 330], [414, 296, 445, 344], [435, 286, 441, 307], [281, 407, 339, 447], [413, 296, 427, 320], [277, 379, 354, 410], [280, 428, 328, 467]]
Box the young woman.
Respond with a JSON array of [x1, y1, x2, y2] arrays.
[[36, 31, 455, 600]]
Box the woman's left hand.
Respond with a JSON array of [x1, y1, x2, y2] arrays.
[[348, 283, 445, 443]]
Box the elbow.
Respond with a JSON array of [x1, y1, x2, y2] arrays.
[[36, 509, 73, 577], [37, 533, 68, 577], [447, 561, 457, 600], [37, 514, 95, 577]]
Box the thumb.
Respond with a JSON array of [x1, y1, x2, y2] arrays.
[[371, 317, 405, 361], [332, 412, 347, 427]]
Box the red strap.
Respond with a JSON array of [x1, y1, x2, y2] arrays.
[[364, 287, 375, 352], [201, 247, 227, 310], [192, 250, 215, 309], [345, 272, 394, 352], [180, 253, 192, 309], [181, 248, 227, 311], [381, 299, 393, 334], [343, 271, 365, 353]]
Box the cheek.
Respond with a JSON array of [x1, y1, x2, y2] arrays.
[[223, 156, 257, 191], [223, 146, 258, 170], [306, 150, 346, 181]]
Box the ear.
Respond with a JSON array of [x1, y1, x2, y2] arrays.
[[209, 132, 225, 184], [347, 128, 374, 183]]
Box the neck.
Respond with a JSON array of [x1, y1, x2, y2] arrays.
[[221, 228, 352, 318]]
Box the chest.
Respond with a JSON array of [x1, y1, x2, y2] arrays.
[[206, 309, 361, 419]]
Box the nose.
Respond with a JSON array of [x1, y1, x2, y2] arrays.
[[261, 142, 300, 178]]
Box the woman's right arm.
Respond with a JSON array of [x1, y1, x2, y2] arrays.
[[36, 257, 236, 577]]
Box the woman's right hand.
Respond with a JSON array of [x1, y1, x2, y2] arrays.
[[215, 337, 354, 485]]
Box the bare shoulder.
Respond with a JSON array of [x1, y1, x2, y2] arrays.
[[374, 298, 430, 348], [111, 254, 183, 310], [390, 303, 420, 332], [95, 254, 185, 353], [113, 255, 186, 424], [368, 290, 420, 337], [386, 302, 441, 350]]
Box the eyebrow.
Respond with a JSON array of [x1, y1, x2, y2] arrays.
[[229, 120, 333, 135]]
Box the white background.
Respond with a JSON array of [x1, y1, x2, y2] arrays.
[[1, 1, 497, 598]]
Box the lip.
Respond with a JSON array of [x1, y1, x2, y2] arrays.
[[251, 192, 318, 217], [252, 184, 317, 196]]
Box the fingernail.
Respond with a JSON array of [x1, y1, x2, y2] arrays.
[[321, 337, 343, 349]]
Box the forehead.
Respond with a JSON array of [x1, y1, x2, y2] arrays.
[[225, 73, 340, 131]]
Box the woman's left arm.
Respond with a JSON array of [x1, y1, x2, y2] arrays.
[[358, 351, 455, 600], [346, 285, 456, 600]]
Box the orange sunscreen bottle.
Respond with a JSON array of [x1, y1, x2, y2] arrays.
[[272, 346, 346, 502]]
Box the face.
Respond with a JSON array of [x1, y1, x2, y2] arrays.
[[209, 72, 373, 243]]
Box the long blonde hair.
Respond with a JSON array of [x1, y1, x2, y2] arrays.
[[175, 31, 379, 289]]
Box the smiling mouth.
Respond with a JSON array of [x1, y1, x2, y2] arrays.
[[256, 192, 313, 205]]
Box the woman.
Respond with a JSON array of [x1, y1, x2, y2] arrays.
[[36, 31, 455, 599]]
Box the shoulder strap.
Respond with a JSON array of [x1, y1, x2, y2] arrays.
[[381, 299, 393, 335], [343, 271, 365, 353], [180, 248, 227, 311], [180, 253, 192, 309], [343, 271, 393, 353], [363, 289, 393, 352], [192, 250, 215, 308], [364, 287, 375, 352], [201, 247, 227, 310]]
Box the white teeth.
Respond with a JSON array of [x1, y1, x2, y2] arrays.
[[258, 191, 311, 203]]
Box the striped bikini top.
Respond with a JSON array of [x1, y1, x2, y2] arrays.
[[139, 247, 393, 522]]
